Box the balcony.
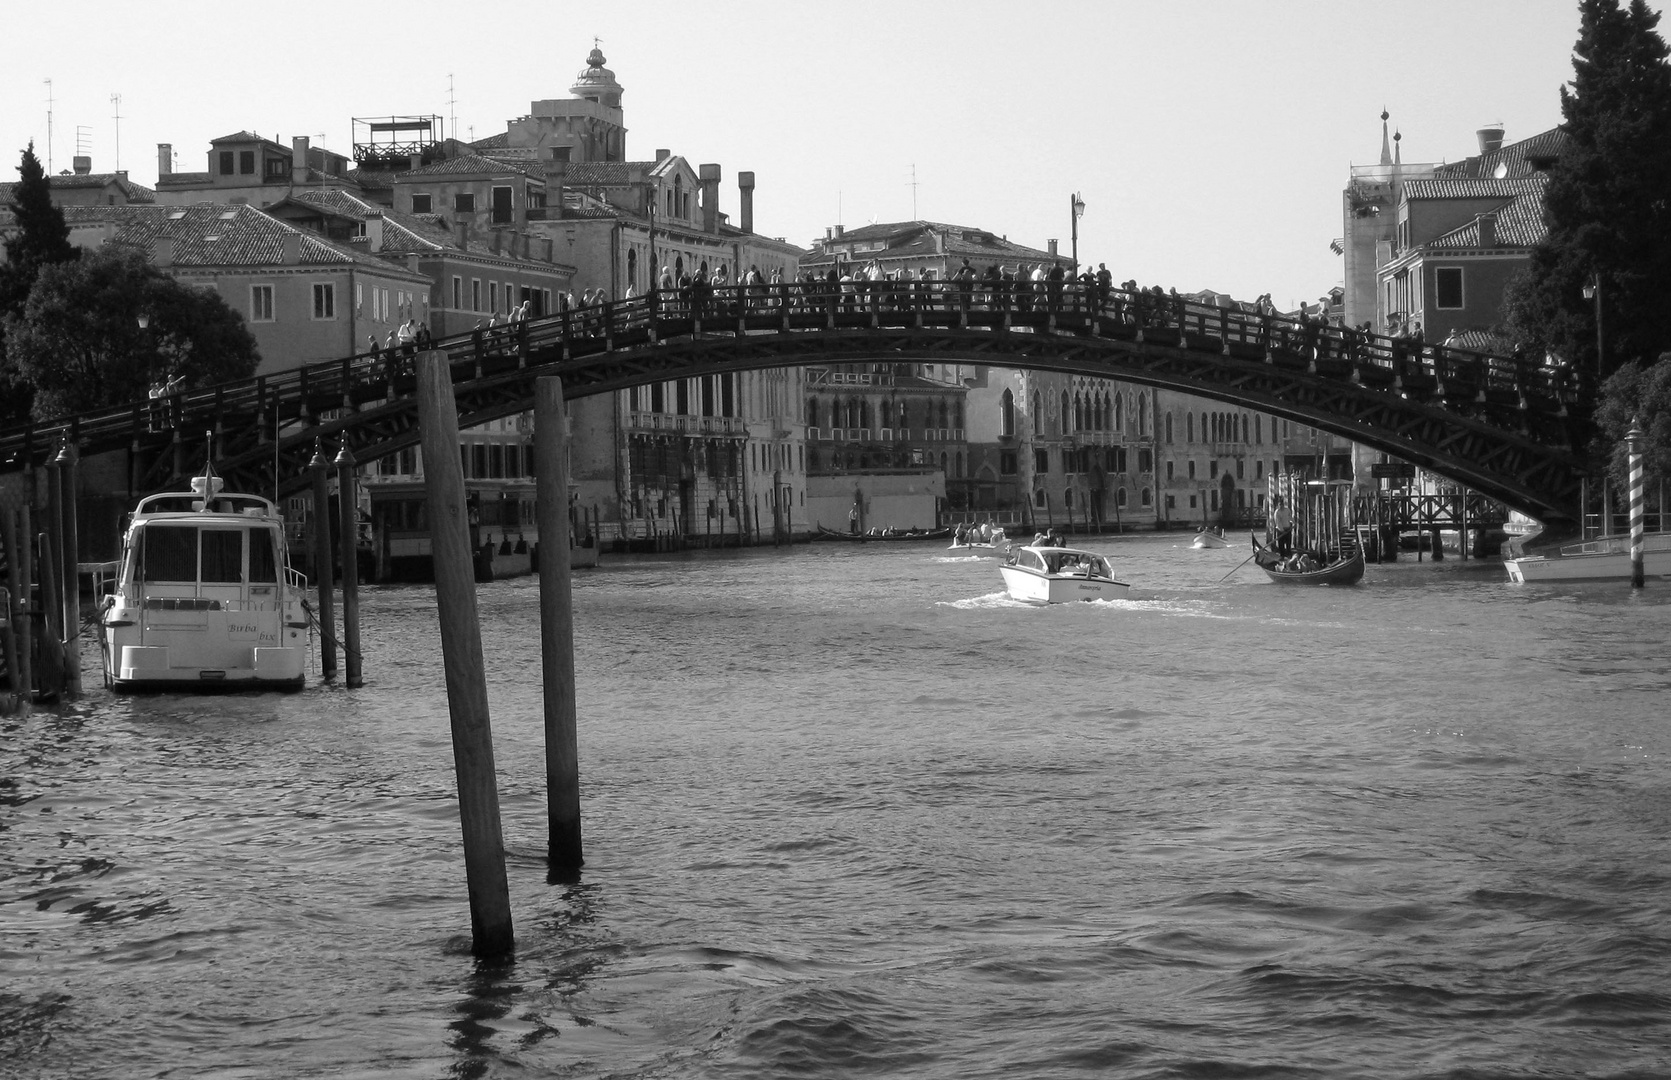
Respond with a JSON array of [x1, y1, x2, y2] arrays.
[[626, 411, 745, 436]]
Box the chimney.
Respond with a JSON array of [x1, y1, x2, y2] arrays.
[[292, 136, 310, 185], [737, 171, 755, 234], [365, 211, 384, 252], [1048, 239, 1059, 257], [699, 163, 721, 233], [456, 218, 470, 248], [834, 224, 845, 238], [655, 148, 670, 163], [1476, 212, 1498, 249], [1477, 125, 1505, 156], [282, 232, 301, 265], [152, 236, 176, 267], [408, 153, 421, 172], [72, 155, 91, 175], [157, 144, 173, 177], [547, 159, 567, 220]]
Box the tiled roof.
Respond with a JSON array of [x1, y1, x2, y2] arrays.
[[1440, 327, 1518, 353], [1, 174, 156, 203], [801, 220, 1059, 266], [1402, 176, 1543, 200], [1424, 176, 1548, 250], [396, 153, 545, 181], [565, 161, 658, 185], [155, 172, 213, 187], [470, 132, 510, 150], [209, 131, 290, 153], [58, 204, 426, 277], [1435, 127, 1569, 180]]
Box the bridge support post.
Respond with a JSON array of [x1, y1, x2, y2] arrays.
[[416, 350, 515, 957], [56, 440, 81, 697], [308, 440, 337, 679], [534, 376, 583, 871], [334, 445, 363, 688]]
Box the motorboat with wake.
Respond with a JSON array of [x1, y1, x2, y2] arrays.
[[99, 469, 309, 691], [999, 544, 1130, 603], [1191, 528, 1230, 549]]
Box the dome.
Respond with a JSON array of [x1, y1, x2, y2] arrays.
[[571, 47, 623, 106]]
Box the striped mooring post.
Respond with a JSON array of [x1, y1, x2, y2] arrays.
[[1628, 418, 1646, 589]]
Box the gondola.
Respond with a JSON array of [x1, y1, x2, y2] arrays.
[[1249, 533, 1364, 585]]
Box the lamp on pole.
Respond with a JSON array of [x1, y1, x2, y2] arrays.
[[1069, 192, 1086, 274], [1582, 272, 1604, 385]]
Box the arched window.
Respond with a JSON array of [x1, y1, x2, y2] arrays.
[[954, 401, 963, 429], [1255, 415, 1262, 443], [1116, 486, 1128, 507], [1187, 412, 1194, 442], [939, 400, 950, 428], [940, 451, 948, 474], [1166, 412, 1175, 444], [1032, 391, 1042, 422], [1140, 487, 1152, 506], [1000, 389, 1015, 436], [806, 398, 819, 429], [1139, 395, 1148, 435], [1061, 391, 1071, 432], [1114, 393, 1123, 431]]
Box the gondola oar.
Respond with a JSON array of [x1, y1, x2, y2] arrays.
[[1218, 540, 1260, 582]]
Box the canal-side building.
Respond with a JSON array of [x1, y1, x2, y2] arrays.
[[0, 154, 156, 209], [54, 203, 431, 375]]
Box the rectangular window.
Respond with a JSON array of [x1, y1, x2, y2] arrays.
[[1187, 460, 1196, 480], [1209, 460, 1219, 479], [1000, 451, 1018, 476], [471, 279, 481, 312], [1034, 449, 1049, 474], [219, 150, 235, 175], [1435, 267, 1464, 310], [1138, 449, 1152, 473], [1165, 460, 1174, 480], [250, 285, 274, 322], [239, 150, 255, 174], [411, 192, 433, 214], [250, 529, 278, 583], [141, 526, 199, 583], [491, 185, 513, 224], [453, 276, 463, 310], [454, 192, 476, 212], [312, 282, 336, 320], [489, 281, 499, 314], [201, 529, 244, 584]]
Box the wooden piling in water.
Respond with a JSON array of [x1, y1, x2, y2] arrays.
[[334, 445, 364, 686], [2, 509, 22, 712], [14, 506, 33, 708], [416, 350, 514, 956], [534, 376, 582, 870], [57, 441, 82, 695], [1628, 419, 1646, 589], [308, 440, 337, 679]]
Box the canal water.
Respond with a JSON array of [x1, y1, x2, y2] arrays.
[[4, 534, 1669, 1078]]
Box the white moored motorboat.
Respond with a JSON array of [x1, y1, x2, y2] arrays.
[[1504, 533, 1671, 584], [100, 471, 309, 691], [1191, 529, 1229, 549], [999, 545, 1131, 603]]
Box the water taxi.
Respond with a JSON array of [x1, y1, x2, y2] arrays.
[[999, 545, 1130, 603], [1191, 529, 1229, 549], [1504, 533, 1671, 583], [100, 472, 309, 691]]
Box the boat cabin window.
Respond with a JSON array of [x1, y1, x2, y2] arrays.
[[135, 524, 278, 585], [140, 526, 200, 583], [1018, 549, 1047, 572]]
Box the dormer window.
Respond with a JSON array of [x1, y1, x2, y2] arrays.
[[410, 193, 432, 214], [239, 150, 255, 175], [219, 151, 235, 175]]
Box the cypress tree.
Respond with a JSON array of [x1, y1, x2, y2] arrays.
[[1, 141, 79, 425], [1503, 0, 1671, 384]]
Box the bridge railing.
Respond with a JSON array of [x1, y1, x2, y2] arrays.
[[0, 281, 1570, 475]]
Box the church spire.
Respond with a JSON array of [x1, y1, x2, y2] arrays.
[[1379, 109, 1392, 166]]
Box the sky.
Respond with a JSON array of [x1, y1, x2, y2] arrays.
[[3, 0, 1645, 308]]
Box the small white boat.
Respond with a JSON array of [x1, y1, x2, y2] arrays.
[[999, 545, 1131, 603], [1504, 533, 1671, 583], [99, 471, 309, 691], [1191, 529, 1229, 549]]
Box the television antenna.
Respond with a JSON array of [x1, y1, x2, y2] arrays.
[[43, 79, 53, 173], [908, 163, 919, 220], [111, 93, 122, 171]]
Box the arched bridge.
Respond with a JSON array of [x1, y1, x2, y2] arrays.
[[0, 282, 1591, 528]]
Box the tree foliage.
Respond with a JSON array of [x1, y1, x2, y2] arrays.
[[0, 245, 260, 422], [1594, 354, 1671, 487], [1, 141, 80, 425], [1503, 0, 1671, 383]]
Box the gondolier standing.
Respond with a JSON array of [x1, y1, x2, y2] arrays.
[[1269, 498, 1294, 557]]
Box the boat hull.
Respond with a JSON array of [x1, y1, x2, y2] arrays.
[[999, 564, 1130, 603], [1191, 531, 1229, 549], [1250, 534, 1365, 585], [1504, 546, 1671, 583]]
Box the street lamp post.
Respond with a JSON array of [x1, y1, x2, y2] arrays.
[[1069, 193, 1086, 274], [1582, 273, 1604, 385]]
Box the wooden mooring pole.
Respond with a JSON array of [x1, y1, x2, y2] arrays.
[[534, 376, 582, 870], [334, 445, 364, 687], [57, 440, 82, 695], [308, 441, 338, 679], [2, 509, 22, 713], [416, 351, 514, 956], [14, 505, 33, 708]]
